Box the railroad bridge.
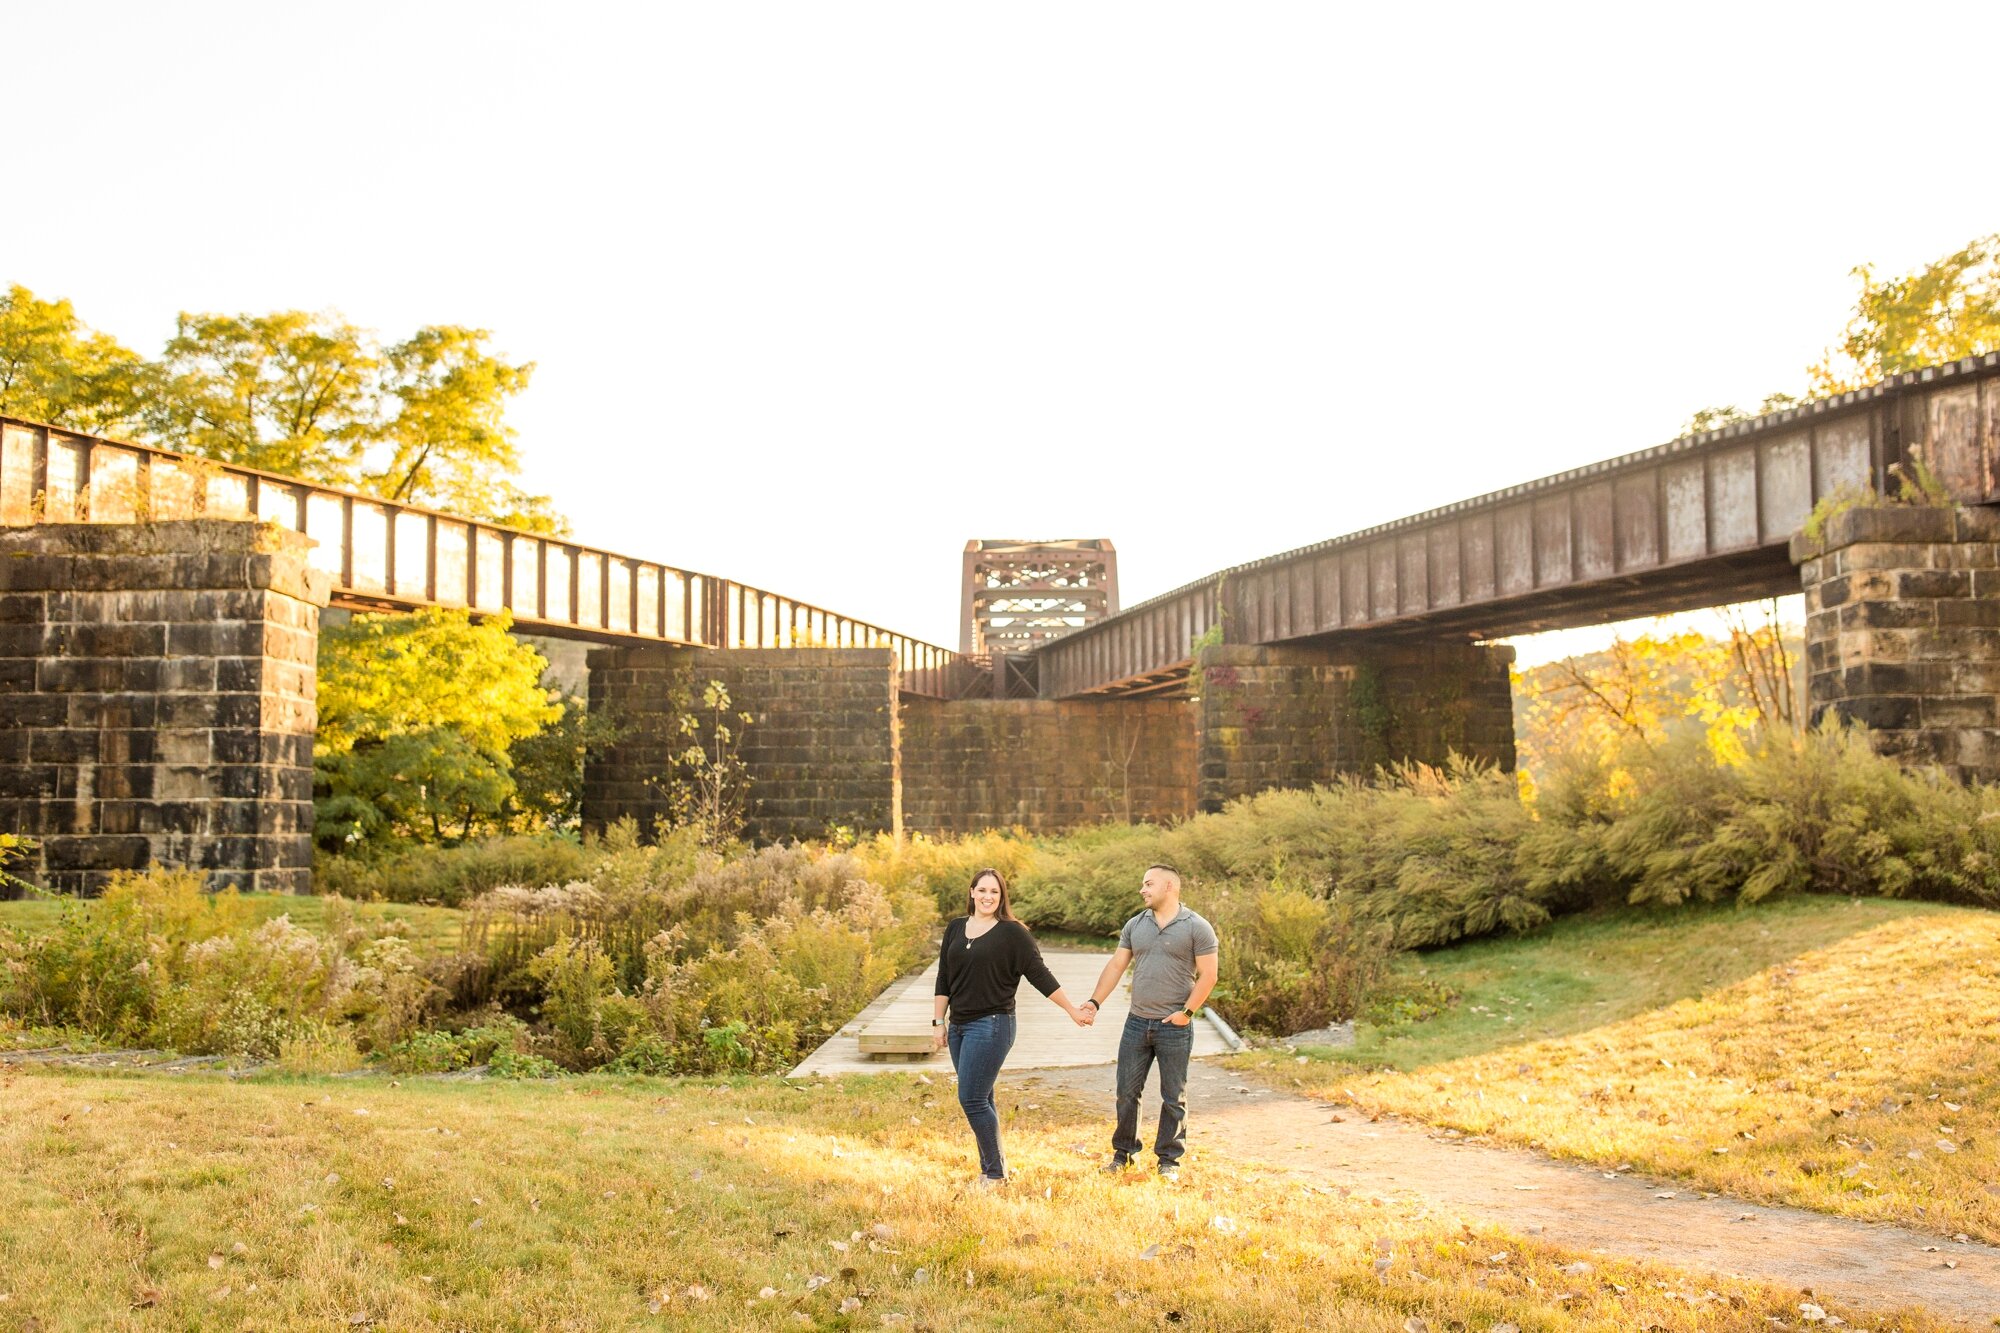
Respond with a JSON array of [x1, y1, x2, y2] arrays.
[[5, 352, 2000, 891]]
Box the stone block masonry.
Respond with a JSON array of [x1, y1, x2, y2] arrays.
[[585, 646, 900, 842], [1195, 641, 1515, 812], [0, 521, 329, 895], [587, 640, 1517, 839], [1792, 505, 2000, 782], [900, 697, 1196, 835]]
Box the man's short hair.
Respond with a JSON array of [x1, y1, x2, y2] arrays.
[[1145, 863, 1183, 887]]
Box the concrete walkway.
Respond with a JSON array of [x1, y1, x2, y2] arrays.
[[790, 947, 1235, 1077], [1015, 1064, 2000, 1328]]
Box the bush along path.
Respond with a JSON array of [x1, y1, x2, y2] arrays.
[[1014, 1063, 2000, 1327]]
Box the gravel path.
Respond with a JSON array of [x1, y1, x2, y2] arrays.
[[1013, 1060, 2000, 1328]]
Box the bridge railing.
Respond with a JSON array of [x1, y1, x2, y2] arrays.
[[0, 416, 962, 697]]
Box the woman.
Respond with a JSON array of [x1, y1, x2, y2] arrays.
[[932, 868, 1090, 1185]]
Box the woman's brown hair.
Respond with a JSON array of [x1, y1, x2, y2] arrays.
[[965, 867, 1021, 923]]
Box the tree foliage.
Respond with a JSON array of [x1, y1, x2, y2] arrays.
[[0, 284, 563, 532], [1809, 234, 2000, 394], [1512, 602, 1799, 782], [1683, 232, 2000, 433], [372, 325, 550, 530], [315, 609, 561, 847], [0, 286, 145, 434], [146, 310, 379, 483]]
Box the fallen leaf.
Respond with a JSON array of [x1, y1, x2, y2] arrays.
[[1139, 1244, 1160, 1261], [839, 1297, 864, 1314], [684, 1285, 711, 1303], [208, 1253, 225, 1270], [130, 1285, 164, 1310]]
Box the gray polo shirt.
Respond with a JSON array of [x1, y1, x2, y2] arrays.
[[1119, 906, 1219, 1019]]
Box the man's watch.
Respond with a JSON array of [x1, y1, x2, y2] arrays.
[[1082, 998, 1100, 1010], [1181, 1007, 1197, 1019]]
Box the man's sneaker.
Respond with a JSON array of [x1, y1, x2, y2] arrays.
[[1157, 1165, 1181, 1183], [1101, 1155, 1133, 1174]]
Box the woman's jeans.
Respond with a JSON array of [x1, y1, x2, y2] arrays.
[[1114, 1014, 1194, 1168], [947, 1013, 1017, 1179]]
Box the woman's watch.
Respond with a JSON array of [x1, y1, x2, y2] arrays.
[[932, 1017, 947, 1027]]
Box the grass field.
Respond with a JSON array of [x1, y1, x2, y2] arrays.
[[0, 893, 466, 957], [0, 1064, 1951, 1333], [1241, 896, 2000, 1243]]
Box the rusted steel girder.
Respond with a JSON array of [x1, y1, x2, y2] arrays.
[[1034, 352, 2000, 699], [0, 417, 964, 698]]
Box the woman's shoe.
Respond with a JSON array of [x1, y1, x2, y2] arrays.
[[975, 1175, 1006, 1190]]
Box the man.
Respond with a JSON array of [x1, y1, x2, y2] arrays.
[[1077, 863, 1219, 1181]]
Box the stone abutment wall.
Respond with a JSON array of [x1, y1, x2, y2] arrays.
[[1195, 641, 1516, 812], [585, 646, 901, 842], [899, 697, 1196, 835]]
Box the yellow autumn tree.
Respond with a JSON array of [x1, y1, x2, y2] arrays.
[[1514, 602, 1799, 788]]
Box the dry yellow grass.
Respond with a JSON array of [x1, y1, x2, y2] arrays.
[[1265, 908, 2000, 1244], [0, 1064, 1950, 1332]]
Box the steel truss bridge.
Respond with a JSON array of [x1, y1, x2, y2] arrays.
[[6, 351, 1999, 704]]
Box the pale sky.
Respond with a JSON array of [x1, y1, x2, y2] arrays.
[[6, 4, 1999, 656]]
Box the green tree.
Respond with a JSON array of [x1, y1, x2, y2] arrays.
[[315, 608, 560, 848], [0, 286, 146, 434], [370, 325, 561, 532], [507, 694, 621, 834], [2, 285, 566, 532], [144, 309, 379, 483]]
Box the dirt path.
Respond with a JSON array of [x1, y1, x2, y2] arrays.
[[1012, 1061, 2000, 1328]]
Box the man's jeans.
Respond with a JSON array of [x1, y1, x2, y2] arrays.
[[1113, 1014, 1194, 1168], [948, 1013, 1017, 1179]]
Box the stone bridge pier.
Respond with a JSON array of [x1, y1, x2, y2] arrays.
[[0, 521, 327, 895], [1794, 505, 2000, 783]]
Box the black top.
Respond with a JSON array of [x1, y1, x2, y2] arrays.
[[934, 917, 1062, 1023]]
